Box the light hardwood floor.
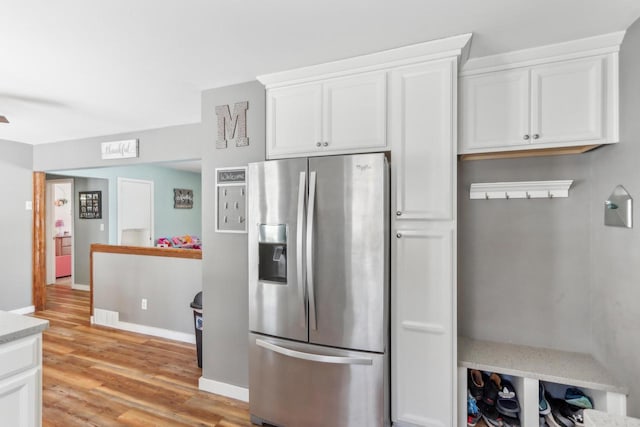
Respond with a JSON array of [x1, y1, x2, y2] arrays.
[[33, 285, 252, 426]]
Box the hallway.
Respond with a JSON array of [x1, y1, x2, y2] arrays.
[[33, 285, 251, 426]]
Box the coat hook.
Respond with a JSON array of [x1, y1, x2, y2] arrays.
[[526, 191, 531, 199], [505, 192, 510, 200], [548, 191, 553, 199], [485, 192, 489, 200]]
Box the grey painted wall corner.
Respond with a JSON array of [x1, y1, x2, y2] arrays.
[[201, 81, 265, 388], [0, 140, 34, 311], [590, 17, 640, 417]]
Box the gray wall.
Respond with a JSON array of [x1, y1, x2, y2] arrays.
[[93, 252, 201, 335], [458, 155, 593, 353], [201, 81, 265, 388], [0, 140, 33, 311], [590, 18, 640, 417], [33, 123, 203, 171], [74, 177, 110, 285]]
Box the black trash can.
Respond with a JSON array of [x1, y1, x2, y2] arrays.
[[190, 291, 203, 368]]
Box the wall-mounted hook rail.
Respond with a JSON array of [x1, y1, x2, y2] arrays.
[[470, 180, 573, 200]]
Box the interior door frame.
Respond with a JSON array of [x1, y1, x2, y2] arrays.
[[46, 178, 75, 285], [32, 172, 46, 311]]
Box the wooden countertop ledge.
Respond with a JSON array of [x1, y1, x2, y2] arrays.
[[90, 244, 202, 260]]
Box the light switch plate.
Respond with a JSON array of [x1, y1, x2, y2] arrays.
[[25, 201, 32, 211]]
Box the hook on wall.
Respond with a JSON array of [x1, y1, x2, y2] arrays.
[[604, 185, 632, 228]]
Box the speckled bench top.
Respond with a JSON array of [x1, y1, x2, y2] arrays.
[[458, 336, 627, 395], [585, 409, 640, 426], [0, 311, 49, 344]]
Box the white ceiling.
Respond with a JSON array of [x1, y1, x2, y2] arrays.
[[1, 0, 639, 145]]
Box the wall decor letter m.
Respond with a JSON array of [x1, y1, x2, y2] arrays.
[[216, 101, 249, 148]]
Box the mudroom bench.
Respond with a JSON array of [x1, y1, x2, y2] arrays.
[[457, 336, 628, 427]]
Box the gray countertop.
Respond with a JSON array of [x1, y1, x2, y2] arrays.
[[0, 311, 49, 345], [459, 336, 628, 394]]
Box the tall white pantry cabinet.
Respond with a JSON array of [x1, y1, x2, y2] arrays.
[[390, 58, 459, 427]]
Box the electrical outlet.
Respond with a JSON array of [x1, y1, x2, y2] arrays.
[[141, 298, 148, 310]]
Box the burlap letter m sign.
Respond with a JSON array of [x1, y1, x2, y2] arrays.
[[216, 101, 249, 149]]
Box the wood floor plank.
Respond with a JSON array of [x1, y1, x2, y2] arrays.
[[36, 285, 251, 426]]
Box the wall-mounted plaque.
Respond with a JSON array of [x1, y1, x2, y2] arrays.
[[215, 167, 247, 233], [101, 139, 139, 160], [174, 188, 194, 209], [79, 191, 102, 219]]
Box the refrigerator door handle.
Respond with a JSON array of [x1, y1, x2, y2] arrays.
[[256, 339, 373, 365], [306, 171, 317, 331], [296, 171, 307, 328]]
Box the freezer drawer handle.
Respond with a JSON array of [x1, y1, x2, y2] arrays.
[[256, 339, 373, 365]]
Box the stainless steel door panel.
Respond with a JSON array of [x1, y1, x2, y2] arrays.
[[248, 159, 308, 342], [249, 333, 388, 427], [308, 153, 389, 353]]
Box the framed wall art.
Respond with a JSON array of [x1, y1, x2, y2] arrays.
[[79, 191, 102, 219], [174, 188, 194, 209]]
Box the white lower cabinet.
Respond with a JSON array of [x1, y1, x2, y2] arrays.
[[0, 367, 40, 427], [393, 229, 455, 427], [0, 335, 43, 427]]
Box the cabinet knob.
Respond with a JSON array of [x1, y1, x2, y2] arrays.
[[396, 233, 402, 238], [396, 211, 402, 216], [532, 134, 540, 140], [523, 135, 530, 140], [316, 142, 322, 147], [323, 142, 329, 147]]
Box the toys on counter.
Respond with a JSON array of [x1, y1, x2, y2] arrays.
[[156, 235, 201, 249]]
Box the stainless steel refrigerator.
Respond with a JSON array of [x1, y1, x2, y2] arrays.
[[248, 153, 389, 427]]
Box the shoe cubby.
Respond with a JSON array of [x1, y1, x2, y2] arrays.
[[458, 337, 628, 427]]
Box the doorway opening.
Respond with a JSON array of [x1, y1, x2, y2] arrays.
[[46, 179, 74, 287]]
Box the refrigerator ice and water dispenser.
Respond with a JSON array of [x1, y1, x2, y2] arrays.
[[257, 224, 287, 283]]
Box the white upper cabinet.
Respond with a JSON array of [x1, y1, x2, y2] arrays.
[[459, 32, 624, 156], [460, 68, 530, 150], [531, 57, 604, 144], [265, 72, 387, 159], [266, 83, 322, 157], [390, 59, 456, 221]]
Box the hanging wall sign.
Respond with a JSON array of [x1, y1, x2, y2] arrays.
[[101, 139, 139, 159], [215, 101, 249, 149]]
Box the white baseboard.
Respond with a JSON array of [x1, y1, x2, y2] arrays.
[[72, 283, 90, 291], [93, 308, 195, 344], [199, 376, 249, 402], [10, 305, 35, 315]]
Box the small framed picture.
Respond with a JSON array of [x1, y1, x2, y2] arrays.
[[79, 191, 102, 219], [174, 188, 193, 209]]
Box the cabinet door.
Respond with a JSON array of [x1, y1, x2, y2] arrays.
[[459, 69, 530, 152], [390, 60, 455, 220], [322, 72, 387, 154], [392, 229, 454, 427], [0, 368, 40, 427], [266, 83, 322, 159], [531, 56, 605, 144]]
